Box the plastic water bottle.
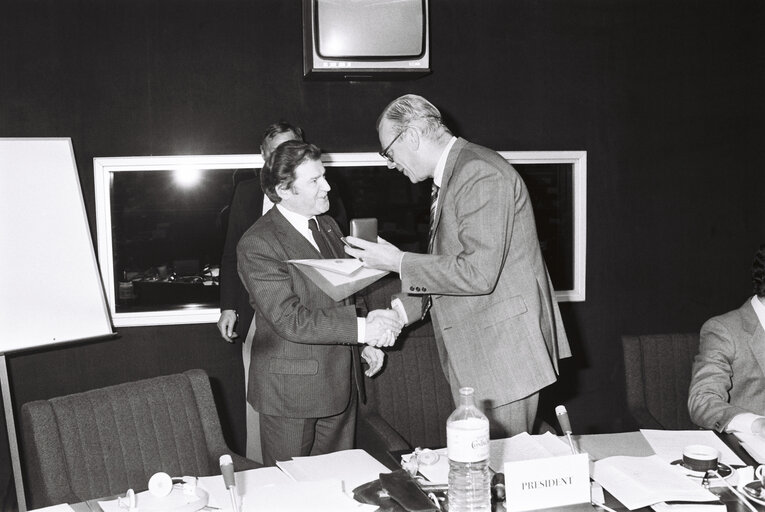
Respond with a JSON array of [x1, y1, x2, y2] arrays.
[[447, 387, 491, 512]]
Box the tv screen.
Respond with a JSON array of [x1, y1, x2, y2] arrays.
[[316, 0, 424, 58], [303, 0, 430, 79]]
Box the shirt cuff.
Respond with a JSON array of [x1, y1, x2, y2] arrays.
[[391, 298, 408, 325], [398, 252, 405, 275], [357, 317, 365, 344], [726, 412, 762, 433]]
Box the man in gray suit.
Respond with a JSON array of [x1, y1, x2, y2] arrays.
[[688, 244, 765, 434], [237, 141, 402, 465], [345, 94, 571, 437]]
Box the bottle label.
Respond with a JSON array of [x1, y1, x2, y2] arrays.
[[447, 418, 489, 462]]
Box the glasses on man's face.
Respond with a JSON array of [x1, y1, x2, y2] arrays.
[[379, 128, 406, 164]]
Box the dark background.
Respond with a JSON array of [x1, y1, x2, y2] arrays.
[[2, 0, 765, 507]]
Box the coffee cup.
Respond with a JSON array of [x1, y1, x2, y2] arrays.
[[754, 465, 765, 485], [682, 445, 719, 473]]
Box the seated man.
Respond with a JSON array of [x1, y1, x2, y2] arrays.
[[688, 244, 765, 433], [236, 140, 403, 465]]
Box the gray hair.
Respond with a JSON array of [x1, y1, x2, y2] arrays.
[[377, 94, 452, 140]]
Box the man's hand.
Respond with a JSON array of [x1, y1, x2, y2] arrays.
[[217, 309, 239, 343], [361, 346, 385, 377], [344, 236, 404, 273], [364, 309, 403, 347]]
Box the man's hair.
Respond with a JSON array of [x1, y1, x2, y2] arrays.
[[376, 94, 452, 140], [261, 121, 305, 150], [753, 244, 765, 297], [260, 140, 322, 203]]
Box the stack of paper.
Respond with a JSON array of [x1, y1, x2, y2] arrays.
[[592, 455, 719, 510], [640, 429, 745, 466], [243, 479, 376, 511], [198, 467, 293, 510], [276, 449, 390, 493]]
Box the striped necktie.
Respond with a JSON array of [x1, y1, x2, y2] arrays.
[[427, 183, 439, 253], [421, 183, 439, 319]]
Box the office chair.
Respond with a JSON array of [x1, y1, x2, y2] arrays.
[[20, 369, 259, 509], [621, 333, 700, 430], [356, 277, 455, 468]]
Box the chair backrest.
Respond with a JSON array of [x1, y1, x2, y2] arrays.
[[356, 277, 454, 465], [366, 319, 455, 447], [621, 333, 700, 430], [20, 369, 244, 509]]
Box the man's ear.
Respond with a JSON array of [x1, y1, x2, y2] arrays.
[[275, 183, 291, 201], [405, 127, 420, 151]]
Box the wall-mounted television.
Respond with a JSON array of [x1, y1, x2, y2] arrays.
[[302, 0, 430, 80]]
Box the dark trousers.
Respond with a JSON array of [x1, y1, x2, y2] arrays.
[[259, 390, 357, 466]]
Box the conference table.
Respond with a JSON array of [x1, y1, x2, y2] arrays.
[[58, 431, 765, 512]]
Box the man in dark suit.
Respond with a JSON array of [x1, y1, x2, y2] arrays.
[[237, 141, 402, 465], [217, 122, 347, 461], [345, 94, 571, 437]]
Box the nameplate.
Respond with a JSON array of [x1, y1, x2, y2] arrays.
[[504, 453, 590, 512]]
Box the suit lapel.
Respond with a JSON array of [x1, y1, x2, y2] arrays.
[[433, 138, 467, 244], [268, 208, 323, 259], [317, 215, 345, 259]]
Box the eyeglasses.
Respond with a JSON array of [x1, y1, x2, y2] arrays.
[[379, 128, 407, 164]]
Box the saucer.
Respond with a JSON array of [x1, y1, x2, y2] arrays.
[[743, 481, 765, 506], [670, 459, 733, 479]]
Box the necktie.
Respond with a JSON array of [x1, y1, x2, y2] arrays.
[[309, 218, 366, 403], [422, 183, 439, 319], [427, 183, 440, 253], [308, 218, 335, 258]]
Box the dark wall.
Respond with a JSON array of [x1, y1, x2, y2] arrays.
[[2, 0, 765, 506]]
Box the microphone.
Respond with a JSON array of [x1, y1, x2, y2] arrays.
[[555, 405, 578, 454], [219, 454, 241, 512]]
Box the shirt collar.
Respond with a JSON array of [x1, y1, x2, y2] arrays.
[[433, 136, 457, 189], [276, 203, 312, 234], [751, 295, 765, 332]]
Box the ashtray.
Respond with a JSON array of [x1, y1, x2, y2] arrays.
[[670, 459, 733, 479]]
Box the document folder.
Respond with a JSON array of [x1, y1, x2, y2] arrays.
[[289, 259, 388, 301]]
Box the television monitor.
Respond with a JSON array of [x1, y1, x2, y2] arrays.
[[303, 0, 430, 80]]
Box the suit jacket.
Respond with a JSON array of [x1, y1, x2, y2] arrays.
[[398, 138, 571, 406], [220, 178, 265, 338], [236, 207, 359, 418], [688, 299, 765, 431], [221, 177, 349, 338]]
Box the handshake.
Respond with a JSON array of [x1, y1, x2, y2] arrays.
[[363, 308, 405, 348]]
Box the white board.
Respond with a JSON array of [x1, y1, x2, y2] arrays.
[[0, 138, 113, 353]]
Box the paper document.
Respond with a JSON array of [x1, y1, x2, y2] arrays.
[[592, 455, 718, 510], [640, 429, 745, 466], [733, 432, 765, 463], [290, 258, 364, 276], [289, 259, 388, 301], [277, 449, 390, 493], [27, 506, 76, 512], [243, 479, 377, 512], [489, 432, 572, 471], [198, 467, 293, 510]]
